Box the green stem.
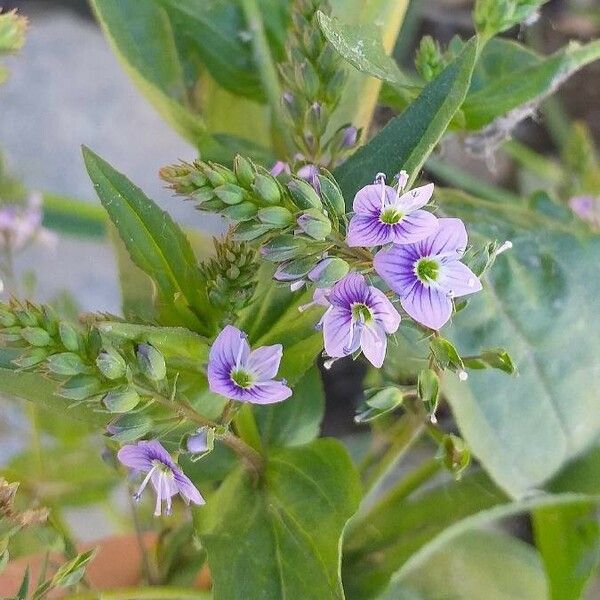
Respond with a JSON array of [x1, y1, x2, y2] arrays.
[[63, 587, 211, 600], [233, 403, 263, 453], [240, 0, 292, 157]]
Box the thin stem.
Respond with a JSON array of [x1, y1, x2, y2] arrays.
[[63, 587, 211, 600], [127, 485, 155, 585], [240, 0, 292, 157]]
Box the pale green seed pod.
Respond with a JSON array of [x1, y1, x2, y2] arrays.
[[136, 343, 166, 382], [47, 352, 90, 376], [96, 349, 127, 380], [21, 327, 51, 347]]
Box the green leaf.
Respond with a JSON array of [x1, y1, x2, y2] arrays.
[[533, 500, 600, 600], [254, 366, 324, 448], [463, 40, 600, 130], [82, 147, 216, 336], [382, 530, 547, 600], [377, 493, 595, 599], [90, 0, 226, 157], [443, 228, 600, 497], [196, 439, 361, 600], [334, 36, 479, 202]]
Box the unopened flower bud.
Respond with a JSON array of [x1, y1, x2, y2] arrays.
[[442, 434, 471, 479], [270, 161, 291, 178], [103, 386, 141, 413], [296, 209, 332, 240], [107, 412, 153, 443], [308, 257, 349, 287], [252, 174, 281, 205], [13, 348, 49, 369], [0, 307, 16, 327], [223, 201, 258, 222], [21, 326, 51, 347], [60, 375, 102, 401], [186, 427, 214, 455], [258, 206, 294, 227], [215, 183, 245, 206], [233, 155, 255, 188], [47, 352, 90, 376], [274, 256, 315, 282], [297, 164, 321, 193], [342, 126, 358, 148], [59, 322, 80, 352], [288, 178, 322, 210], [96, 349, 127, 380], [136, 343, 166, 382], [318, 173, 346, 218], [261, 235, 308, 262]]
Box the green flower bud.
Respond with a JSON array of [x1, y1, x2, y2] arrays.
[[261, 235, 309, 262], [21, 327, 51, 347], [418, 369, 440, 421], [288, 178, 322, 210], [201, 165, 226, 187], [96, 349, 127, 380], [441, 434, 471, 479], [355, 386, 403, 423], [296, 208, 332, 240], [252, 174, 281, 205], [136, 343, 166, 381], [107, 412, 153, 443], [258, 206, 294, 227], [191, 187, 216, 205], [15, 309, 38, 327], [233, 155, 255, 188], [317, 173, 346, 218], [308, 257, 349, 287], [274, 256, 315, 281], [430, 337, 464, 371], [215, 183, 245, 206], [0, 307, 16, 327], [59, 322, 80, 352], [103, 386, 141, 413], [12, 348, 49, 369], [223, 201, 258, 222], [60, 375, 102, 401], [47, 352, 90, 376], [233, 222, 275, 242]]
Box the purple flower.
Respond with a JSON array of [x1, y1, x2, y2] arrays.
[[118, 440, 204, 516], [374, 218, 482, 330], [0, 192, 56, 251], [320, 272, 400, 368], [346, 174, 438, 248], [270, 161, 291, 177], [569, 195, 600, 228], [297, 163, 320, 193], [186, 429, 210, 454], [208, 325, 292, 404]]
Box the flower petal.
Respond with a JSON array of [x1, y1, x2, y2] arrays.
[[418, 218, 468, 257], [208, 325, 251, 398], [360, 323, 388, 368], [352, 184, 395, 215], [322, 307, 353, 357], [373, 245, 421, 297], [439, 260, 482, 297], [401, 283, 453, 330], [247, 344, 283, 380], [174, 471, 205, 505], [389, 210, 438, 245], [329, 272, 370, 307], [347, 214, 393, 247], [396, 182, 434, 212], [245, 380, 293, 404], [117, 444, 154, 472], [368, 287, 401, 334]]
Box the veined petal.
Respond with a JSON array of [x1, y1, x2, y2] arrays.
[[353, 184, 395, 215], [208, 325, 250, 373], [246, 344, 283, 380], [117, 444, 154, 471], [347, 214, 393, 247], [174, 471, 205, 505], [329, 272, 370, 307], [418, 218, 468, 257], [143, 440, 178, 470], [401, 283, 453, 330], [389, 210, 438, 245], [373, 246, 421, 297], [151, 471, 179, 499], [368, 287, 401, 333], [360, 323, 388, 368], [245, 380, 292, 404], [439, 260, 483, 297], [323, 307, 353, 357], [396, 182, 434, 212]]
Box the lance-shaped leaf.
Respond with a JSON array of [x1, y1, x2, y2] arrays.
[[82, 147, 216, 336], [334, 36, 478, 202], [196, 439, 361, 600]]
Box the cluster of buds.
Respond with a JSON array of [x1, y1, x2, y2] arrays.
[[161, 155, 354, 290], [0, 301, 177, 441], [199, 233, 259, 324], [473, 0, 545, 38], [414, 36, 445, 82], [278, 0, 359, 166]]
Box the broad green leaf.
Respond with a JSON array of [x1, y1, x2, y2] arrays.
[[237, 264, 324, 386], [196, 439, 361, 600], [0, 349, 107, 427], [82, 147, 216, 336], [334, 36, 479, 202], [442, 224, 600, 497], [254, 366, 325, 448], [533, 501, 600, 600], [463, 39, 600, 130], [90, 0, 226, 157], [378, 493, 595, 599]]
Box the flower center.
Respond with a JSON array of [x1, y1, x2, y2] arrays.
[[152, 460, 173, 476], [351, 302, 373, 324], [230, 368, 254, 389], [380, 207, 403, 225], [415, 258, 439, 283]]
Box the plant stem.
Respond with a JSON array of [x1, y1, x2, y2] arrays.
[[63, 587, 211, 600], [240, 0, 292, 157]]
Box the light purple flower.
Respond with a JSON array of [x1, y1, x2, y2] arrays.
[[270, 161, 291, 177], [0, 192, 56, 251], [118, 440, 204, 516], [208, 325, 292, 404], [374, 218, 482, 330], [297, 163, 320, 193], [320, 272, 400, 368], [186, 428, 209, 454], [346, 173, 438, 248], [569, 195, 600, 228]]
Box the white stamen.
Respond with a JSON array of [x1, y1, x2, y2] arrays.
[[154, 473, 164, 516], [430, 414, 438, 424], [395, 170, 409, 202], [290, 279, 306, 292], [134, 464, 159, 501], [323, 358, 337, 370], [496, 241, 513, 255], [235, 335, 246, 369], [374, 172, 386, 185], [458, 369, 469, 381]]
